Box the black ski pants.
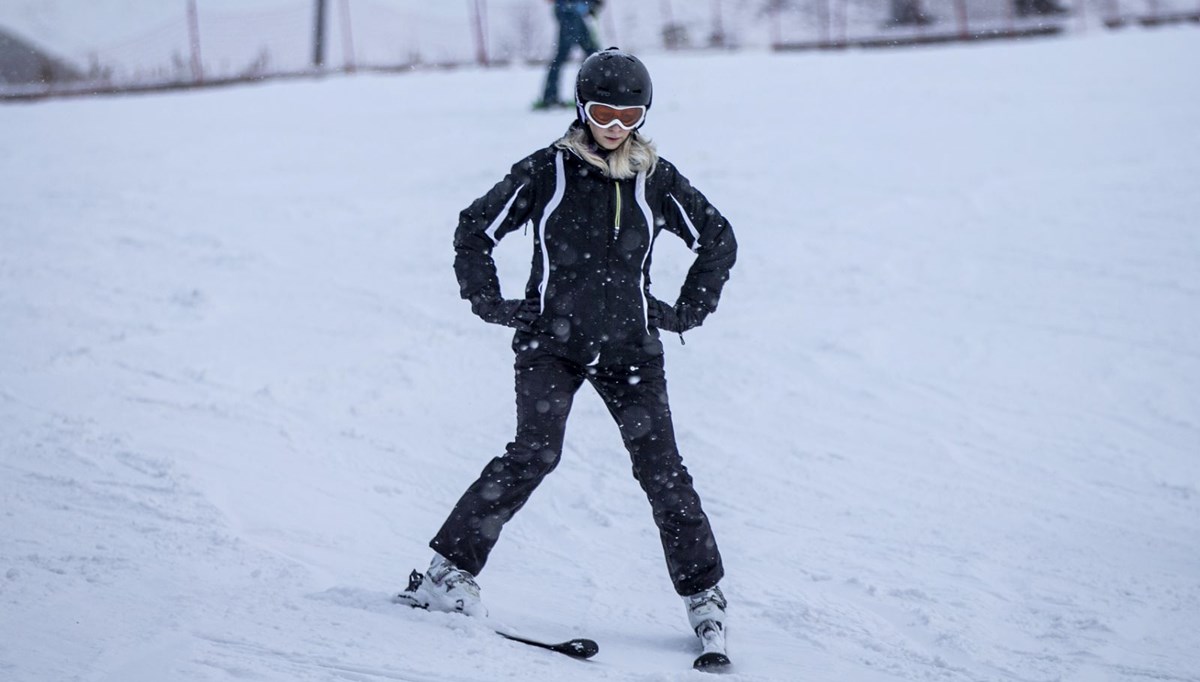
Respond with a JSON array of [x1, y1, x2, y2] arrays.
[[430, 348, 724, 597]]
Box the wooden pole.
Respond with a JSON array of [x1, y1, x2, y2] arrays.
[[469, 0, 489, 66], [814, 0, 829, 46], [834, 0, 847, 45], [313, 0, 328, 69], [339, 0, 355, 72], [953, 0, 970, 40], [711, 0, 725, 47], [770, 4, 781, 49], [186, 0, 203, 82]]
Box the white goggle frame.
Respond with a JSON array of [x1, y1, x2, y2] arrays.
[[583, 101, 647, 131]]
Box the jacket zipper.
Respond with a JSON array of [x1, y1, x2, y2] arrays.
[[613, 180, 621, 240]]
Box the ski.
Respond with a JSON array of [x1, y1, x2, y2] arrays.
[[693, 621, 731, 672], [399, 602, 599, 660], [494, 630, 599, 660], [394, 570, 598, 661]]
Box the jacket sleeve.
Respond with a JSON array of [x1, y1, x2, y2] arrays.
[[659, 163, 738, 325], [453, 154, 542, 306]]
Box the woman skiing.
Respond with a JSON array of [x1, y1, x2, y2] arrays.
[[397, 48, 737, 659]]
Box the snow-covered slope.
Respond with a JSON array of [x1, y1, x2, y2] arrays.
[[2, 27, 1198, 682]]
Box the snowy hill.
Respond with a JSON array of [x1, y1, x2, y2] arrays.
[[2, 26, 1199, 682]]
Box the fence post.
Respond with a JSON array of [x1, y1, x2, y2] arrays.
[[817, 0, 830, 46], [953, 0, 969, 40], [339, 0, 355, 72], [769, 3, 781, 49], [834, 0, 847, 45], [710, 0, 725, 47], [470, 0, 489, 66], [660, 0, 681, 49], [313, 0, 328, 69], [186, 0, 203, 82]]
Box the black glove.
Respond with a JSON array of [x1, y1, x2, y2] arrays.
[[472, 296, 539, 331], [648, 297, 703, 334]]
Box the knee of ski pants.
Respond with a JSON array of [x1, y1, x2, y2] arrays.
[[633, 455, 694, 484], [507, 408, 570, 480], [497, 440, 562, 481]]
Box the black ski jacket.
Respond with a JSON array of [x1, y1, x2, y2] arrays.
[[454, 140, 737, 366]]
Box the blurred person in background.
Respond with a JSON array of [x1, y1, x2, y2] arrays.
[[890, 0, 935, 26], [1014, 0, 1070, 16], [398, 47, 737, 668], [534, 0, 603, 109]]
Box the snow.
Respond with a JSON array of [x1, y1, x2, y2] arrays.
[[3, 26, 1200, 682]]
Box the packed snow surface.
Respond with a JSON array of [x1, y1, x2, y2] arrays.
[[2, 27, 1199, 682]]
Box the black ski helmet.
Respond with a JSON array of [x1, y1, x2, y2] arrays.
[[575, 47, 653, 126]]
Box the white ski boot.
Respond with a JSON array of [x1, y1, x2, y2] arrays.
[[395, 554, 486, 617], [685, 585, 730, 670]]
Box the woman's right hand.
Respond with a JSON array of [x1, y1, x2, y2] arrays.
[[473, 297, 540, 332]]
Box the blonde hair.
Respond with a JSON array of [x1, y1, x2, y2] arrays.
[[554, 124, 659, 180]]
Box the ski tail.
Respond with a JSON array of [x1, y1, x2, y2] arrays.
[[494, 630, 599, 660]]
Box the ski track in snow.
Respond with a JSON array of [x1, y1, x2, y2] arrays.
[[3, 27, 1200, 682]]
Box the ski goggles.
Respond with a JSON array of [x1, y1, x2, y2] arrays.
[[583, 101, 647, 130]]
